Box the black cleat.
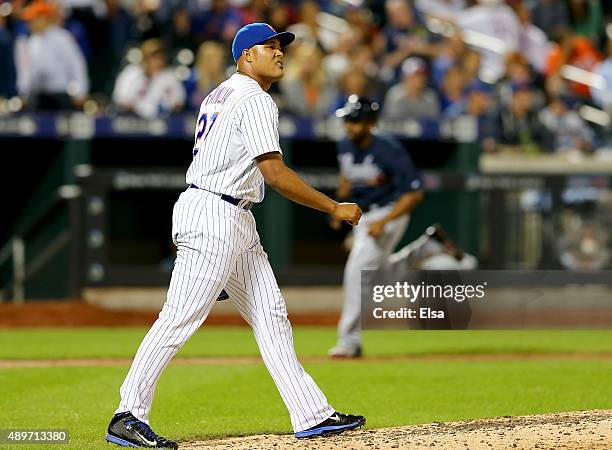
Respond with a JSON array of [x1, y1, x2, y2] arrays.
[[105, 412, 178, 448], [295, 411, 366, 438], [425, 223, 464, 260]]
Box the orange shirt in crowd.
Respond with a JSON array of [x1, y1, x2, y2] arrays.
[[546, 36, 603, 98]]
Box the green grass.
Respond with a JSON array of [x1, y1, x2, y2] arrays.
[[1, 360, 611, 449], [0, 328, 611, 359], [0, 328, 611, 449]]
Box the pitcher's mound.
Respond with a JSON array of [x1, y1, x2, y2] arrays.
[[181, 410, 612, 450]]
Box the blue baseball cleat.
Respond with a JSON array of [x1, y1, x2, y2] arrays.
[[295, 412, 366, 438], [106, 412, 178, 448]]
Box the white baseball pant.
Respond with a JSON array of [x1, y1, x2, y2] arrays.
[[337, 204, 409, 349], [116, 188, 334, 432]]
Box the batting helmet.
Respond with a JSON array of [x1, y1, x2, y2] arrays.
[[335, 95, 380, 122]]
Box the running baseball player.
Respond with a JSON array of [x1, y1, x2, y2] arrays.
[[329, 95, 424, 358], [104, 23, 365, 448]]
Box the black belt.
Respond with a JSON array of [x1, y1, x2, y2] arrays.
[[189, 184, 253, 211]]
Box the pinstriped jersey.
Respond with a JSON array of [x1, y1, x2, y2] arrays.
[[186, 72, 283, 203]]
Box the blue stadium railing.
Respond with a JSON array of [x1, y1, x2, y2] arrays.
[[0, 112, 479, 142]]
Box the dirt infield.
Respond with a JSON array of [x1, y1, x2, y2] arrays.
[[2, 352, 612, 368], [0, 301, 338, 327], [182, 410, 612, 450], [2, 298, 612, 328]]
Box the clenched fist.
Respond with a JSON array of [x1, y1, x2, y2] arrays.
[[331, 202, 362, 226]]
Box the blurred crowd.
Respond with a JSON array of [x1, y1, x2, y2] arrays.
[[1, 0, 612, 154]]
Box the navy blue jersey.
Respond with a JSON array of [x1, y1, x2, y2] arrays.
[[337, 134, 422, 211]]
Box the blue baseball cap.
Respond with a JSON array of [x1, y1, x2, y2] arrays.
[[232, 23, 295, 62]]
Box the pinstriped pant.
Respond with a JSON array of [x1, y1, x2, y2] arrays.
[[115, 189, 334, 432]]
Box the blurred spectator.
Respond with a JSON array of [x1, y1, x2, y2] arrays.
[[103, 0, 136, 94], [568, 0, 603, 44], [287, 0, 337, 53], [15, 0, 89, 110], [62, 7, 93, 61], [445, 80, 493, 117], [496, 83, 543, 153], [280, 42, 336, 117], [513, 1, 552, 74], [381, 0, 435, 81], [128, 0, 164, 41], [414, 0, 466, 20], [184, 41, 229, 111], [322, 29, 363, 82], [539, 95, 594, 153], [591, 37, 612, 112], [0, 0, 608, 128], [0, 8, 17, 98], [503, 53, 533, 85], [112, 38, 185, 118], [332, 68, 375, 112], [192, 0, 242, 45], [343, 4, 383, 51], [105, 0, 134, 54], [60, 0, 108, 90], [351, 43, 388, 102], [439, 64, 465, 114], [382, 57, 440, 120], [56, 1, 104, 51], [431, 34, 468, 87], [267, 0, 293, 32], [239, 0, 269, 26], [455, 0, 521, 82], [546, 33, 603, 98], [544, 72, 571, 98], [446, 80, 498, 149], [498, 52, 544, 109], [164, 6, 196, 55], [461, 48, 481, 85], [528, 0, 570, 41]]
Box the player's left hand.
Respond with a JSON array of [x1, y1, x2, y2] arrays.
[[368, 220, 387, 239]]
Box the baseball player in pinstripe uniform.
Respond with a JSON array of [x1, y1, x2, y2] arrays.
[[105, 23, 366, 448]]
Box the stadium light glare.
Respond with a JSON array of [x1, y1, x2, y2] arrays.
[[176, 49, 194, 66], [560, 65, 606, 90], [461, 29, 507, 55], [174, 66, 191, 82], [579, 105, 611, 127], [7, 97, 23, 113], [58, 185, 82, 199], [126, 48, 142, 65], [0, 2, 12, 17], [424, 17, 455, 37]]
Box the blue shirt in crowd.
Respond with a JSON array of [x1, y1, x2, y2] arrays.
[[337, 133, 422, 212]]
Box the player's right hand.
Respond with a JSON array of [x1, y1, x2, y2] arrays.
[[332, 202, 362, 226]]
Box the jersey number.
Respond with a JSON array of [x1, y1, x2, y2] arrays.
[[193, 112, 219, 156]]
